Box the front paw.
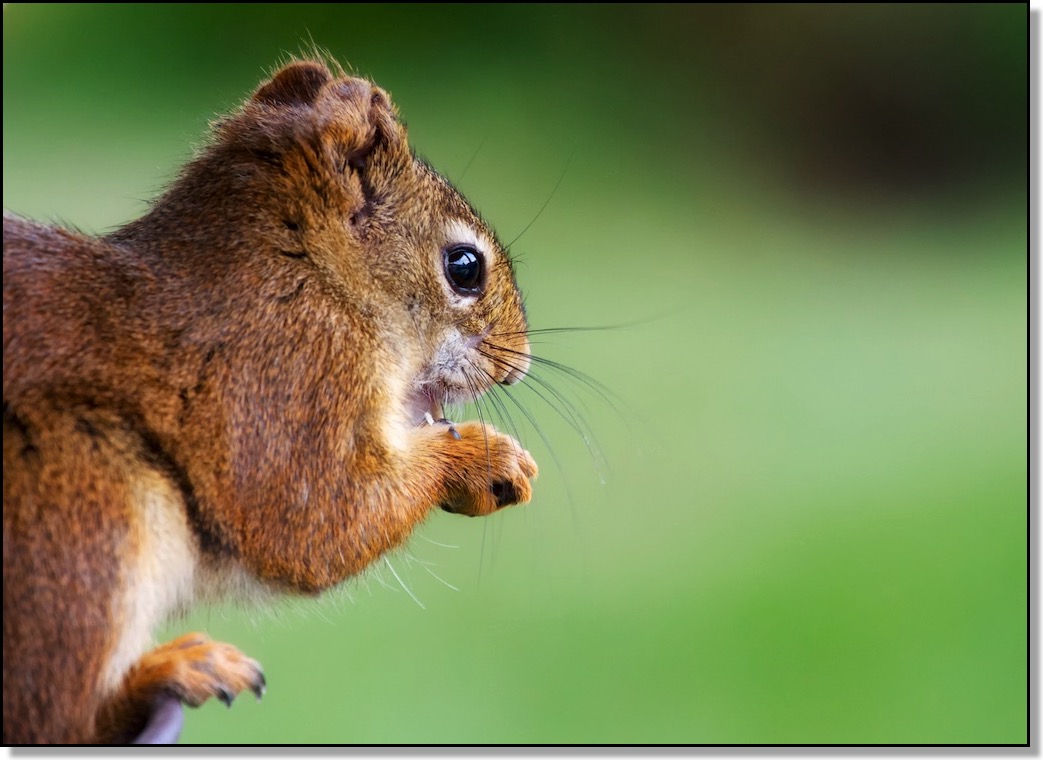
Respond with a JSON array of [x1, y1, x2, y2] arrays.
[[439, 422, 538, 516]]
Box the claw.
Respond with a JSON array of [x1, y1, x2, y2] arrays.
[[216, 687, 234, 708], [436, 419, 462, 440], [252, 672, 267, 701], [425, 398, 461, 439]]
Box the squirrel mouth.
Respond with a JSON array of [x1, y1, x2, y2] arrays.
[[407, 390, 462, 439], [408, 373, 489, 432], [427, 397, 446, 422], [406, 385, 453, 429]]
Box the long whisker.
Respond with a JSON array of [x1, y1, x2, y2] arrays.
[[468, 358, 576, 510], [492, 311, 684, 339], [504, 145, 576, 252], [477, 349, 609, 483], [461, 367, 493, 477], [482, 348, 603, 430], [467, 358, 523, 448], [484, 341, 634, 429], [457, 367, 496, 584], [415, 533, 460, 550], [454, 132, 489, 184], [383, 556, 425, 610], [493, 325, 634, 338], [403, 550, 460, 593], [478, 348, 589, 441], [487, 343, 616, 399]]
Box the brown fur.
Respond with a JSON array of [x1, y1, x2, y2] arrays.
[[3, 59, 536, 744]]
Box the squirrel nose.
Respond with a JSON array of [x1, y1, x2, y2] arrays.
[[499, 345, 531, 386]]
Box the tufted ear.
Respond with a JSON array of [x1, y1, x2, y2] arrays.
[[252, 61, 332, 108]]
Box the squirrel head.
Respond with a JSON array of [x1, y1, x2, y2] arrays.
[[157, 59, 531, 428]]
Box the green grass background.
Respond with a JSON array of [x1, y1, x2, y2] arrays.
[[3, 4, 1027, 744]]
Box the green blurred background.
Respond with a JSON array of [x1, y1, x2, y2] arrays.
[[3, 3, 1027, 745]]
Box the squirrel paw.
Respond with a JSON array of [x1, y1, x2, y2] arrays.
[[439, 422, 538, 517], [133, 632, 266, 708]]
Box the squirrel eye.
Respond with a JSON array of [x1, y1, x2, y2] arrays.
[[443, 246, 483, 294]]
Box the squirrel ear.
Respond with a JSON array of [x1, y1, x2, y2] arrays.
[[253, 61, 332, 108]]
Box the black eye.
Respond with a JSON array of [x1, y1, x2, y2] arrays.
[[443, 246, 483, 294]]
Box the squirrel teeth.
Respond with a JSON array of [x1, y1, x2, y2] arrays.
[[426, 401, 461, 440]]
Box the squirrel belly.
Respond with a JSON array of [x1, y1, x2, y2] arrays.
[[3, 59, 537, 744]]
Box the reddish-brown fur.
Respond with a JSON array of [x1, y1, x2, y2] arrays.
[[3, 59, 536, 744]]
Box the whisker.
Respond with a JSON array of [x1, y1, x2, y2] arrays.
[[494, 325, 632, 338], [415, 533, 460, 550], [416, 561, 460, 592], [462, 369, 494, 476], [477, 363, 584, 522], [460, 368, 494, 585], [505, 144, 576, 251], [470, 360, 560, 466], [455, 132, 489, 184], [487, 343, 620, 404], [482, 361, 609, 491], [492, 312, 683, 339], [383, 556, 425, 610], [478, 348, 597, 446], [484, 343, 636, 439], [468, 358, 524, 448], [498, 383, 576, 501], [403, 551, 460, 593]]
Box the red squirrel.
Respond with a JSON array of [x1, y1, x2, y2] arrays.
[[3, 58, 538, 744]]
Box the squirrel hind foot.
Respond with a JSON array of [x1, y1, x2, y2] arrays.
[[97, 633, 264, 742]]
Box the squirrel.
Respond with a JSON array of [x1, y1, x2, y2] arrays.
[[2, 58, 538, 744]]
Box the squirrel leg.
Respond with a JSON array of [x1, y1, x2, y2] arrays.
[[3, 407, 135, 744], [95, 633, 265, 744]]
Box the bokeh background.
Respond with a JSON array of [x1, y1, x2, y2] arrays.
[[3, 4, 1027, 745]]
